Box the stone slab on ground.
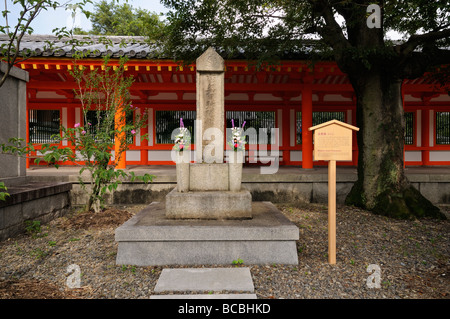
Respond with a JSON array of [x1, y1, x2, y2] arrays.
[[154, 268, 254, 293], [115, 201, 299, 265]]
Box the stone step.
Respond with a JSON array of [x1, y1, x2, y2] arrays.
[[152, 268, 256, 299]]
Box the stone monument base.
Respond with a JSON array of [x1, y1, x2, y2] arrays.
[[115, 201, 299, 265], [165, 189, 252, 219]]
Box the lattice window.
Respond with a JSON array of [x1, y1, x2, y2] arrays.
[[296, 111, 345, 144], [84, 110, 134, 144], [436, 112, 450, 145], [226, 111, 276, 144], [404, 112, 414, 145], [29, 110, 60, 143], [155, 110, 196, 144]]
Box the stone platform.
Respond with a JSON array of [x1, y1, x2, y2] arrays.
[[0, 181, 72, 241], [115, 201, 299, 265]]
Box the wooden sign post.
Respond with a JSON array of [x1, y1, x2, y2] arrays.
[[309, 120, 359, 264]]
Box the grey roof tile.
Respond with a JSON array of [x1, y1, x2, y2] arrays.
[[0, 34, 152, 59]]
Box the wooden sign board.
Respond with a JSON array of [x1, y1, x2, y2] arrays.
[[309, 120, 359, 264], [309, 120, 359, 161]]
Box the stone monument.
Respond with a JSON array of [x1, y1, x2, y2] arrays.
[[165, 47, 252, 220], [115, 48, 300, 266]]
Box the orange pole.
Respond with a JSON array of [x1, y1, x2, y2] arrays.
[[114, 101, 126, 169], [302, 85, 313, 169]]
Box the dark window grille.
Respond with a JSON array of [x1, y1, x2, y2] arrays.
[[296, 111, 345, 144], [85, 110, 109, 135], [404, 112, 414, 145], [29, 110, 60, 143], [436, 112, 450, 145], [85, 110, 134, 144], [226, 111, 276, 144], [155, 110, 196, 144]]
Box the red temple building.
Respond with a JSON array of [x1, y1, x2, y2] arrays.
[[3, 35, 449, 168]]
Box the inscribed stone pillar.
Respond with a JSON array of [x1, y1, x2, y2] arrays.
[[195, 47, 225, 163]]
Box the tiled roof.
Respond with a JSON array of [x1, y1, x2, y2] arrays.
[[0, 34, 158, 59], [1, 34, 324, 61]]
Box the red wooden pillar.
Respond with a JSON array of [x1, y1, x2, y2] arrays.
[[115, 101, 127, 169], [301, 84, 313, 169], [422, 109, 430, 166]]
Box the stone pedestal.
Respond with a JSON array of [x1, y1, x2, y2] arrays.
[[189, 163, 229, 191], [166, 160, 251, 219], [165, 189, 252, 219], [115, 201, 299, 265]]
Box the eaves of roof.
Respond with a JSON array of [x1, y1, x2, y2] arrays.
[[0, 34, 326, 61], [0, 34, 159, 59]]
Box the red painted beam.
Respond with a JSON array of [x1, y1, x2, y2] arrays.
[[27, 80, 355, 92]]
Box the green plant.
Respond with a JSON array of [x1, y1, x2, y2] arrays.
[[30, 248, 48, 259], [121, 265, 137, 274], [14, 241, 23, 255], [0, 182, 9, 201], [232, 258, 244, 266], [48, 241, 57, 247], [33, 55, 155, 213], [24, 220, 47, 238], [298, 243, 306, 253]]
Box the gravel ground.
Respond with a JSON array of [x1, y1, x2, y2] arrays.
[[0, 203, 448, 299]]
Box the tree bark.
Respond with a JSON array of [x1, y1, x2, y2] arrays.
[[345, 70, 445, 219]]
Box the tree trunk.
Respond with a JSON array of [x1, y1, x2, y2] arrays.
[[345, 71, 445, 220]]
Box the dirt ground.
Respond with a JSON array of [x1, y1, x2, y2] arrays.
[[0, 208, 131, 299], [0, 204, 448, 299]]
